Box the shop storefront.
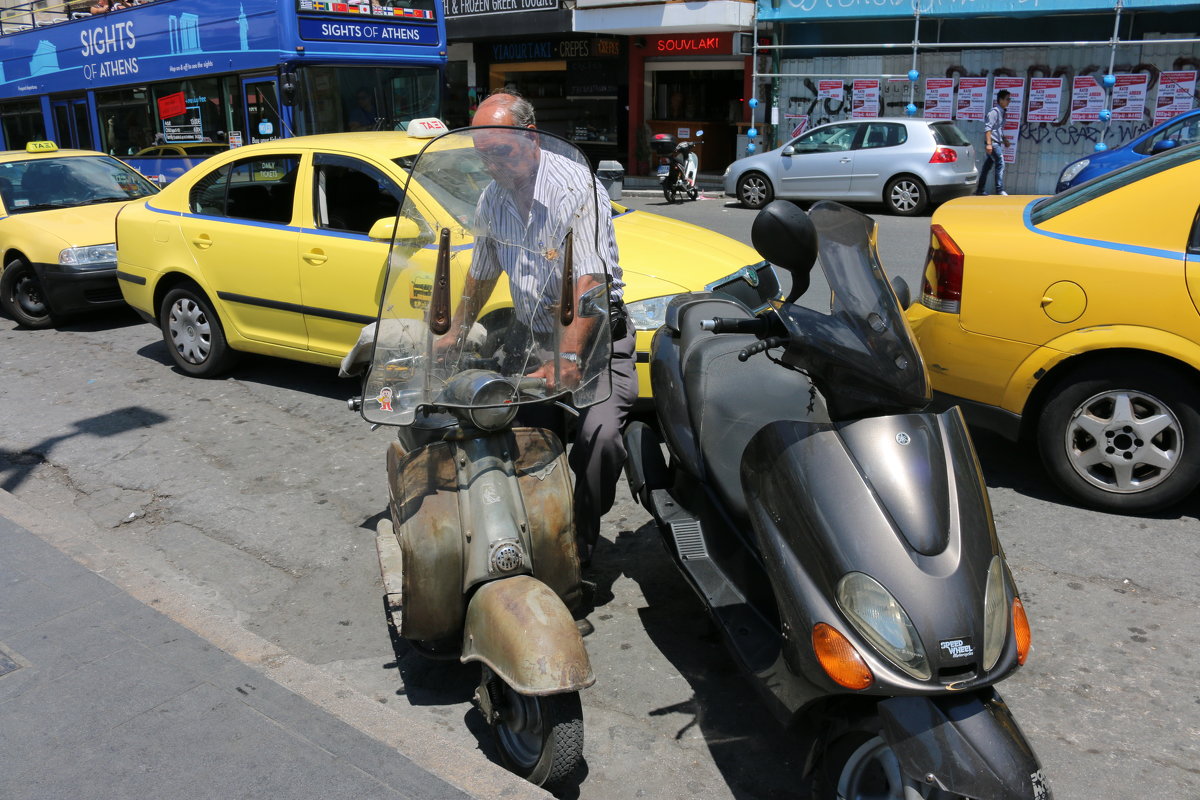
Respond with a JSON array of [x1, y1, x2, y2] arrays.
[[753, 0, 1200, 194], [628, 32, 753, 175]]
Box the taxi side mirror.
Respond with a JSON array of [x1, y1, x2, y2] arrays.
[[368, 216, 422, 242]]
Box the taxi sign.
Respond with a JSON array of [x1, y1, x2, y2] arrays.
[[25, 140, 59, 153], [405, 118, 449, 139]]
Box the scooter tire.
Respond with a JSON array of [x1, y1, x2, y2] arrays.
[[490, 681, 584, 789], [688, 187, 699, 201], [814, 719, 959, 800], [663, 184, 677, 204]]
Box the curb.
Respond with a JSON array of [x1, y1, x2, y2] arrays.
[[0, 487, 550, 800]]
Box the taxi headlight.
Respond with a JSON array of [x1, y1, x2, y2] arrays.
[[1059, 159, 1090, 185], [625, 294, 678, 332], [837, 572, 931, 680], [59, 244, 117, 269]]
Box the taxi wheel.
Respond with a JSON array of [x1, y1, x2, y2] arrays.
[[159, 285, 237, 378], [0, 258, 54, 329], [1037, 362, 1200, 514]]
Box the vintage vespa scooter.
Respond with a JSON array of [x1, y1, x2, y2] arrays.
[[624, 200, 1051, 799], [343, 127, 616, 789]]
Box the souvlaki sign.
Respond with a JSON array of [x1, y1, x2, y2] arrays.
[[80, 20, 139, 80]]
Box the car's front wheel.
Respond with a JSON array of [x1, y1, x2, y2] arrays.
[[0, 258, 54, 329], [1037, 362, 1200, 513], [159, 284, 237, 378], [884, 175, 928, 216], [736, 172, 774, 210]]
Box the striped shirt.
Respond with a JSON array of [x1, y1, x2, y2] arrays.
[[984, 103, 1007, 138], [470, 149, 622, 334]]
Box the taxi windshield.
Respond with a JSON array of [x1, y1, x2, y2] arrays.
[[0, 155, 158, 213]]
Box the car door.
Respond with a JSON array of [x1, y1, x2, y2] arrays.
[[178, 152, 307, 348], [1186, 199, 1200, 319], [297, 153, 409, 357], [778, 123, 860, 198], [849, 121, 907, 198]]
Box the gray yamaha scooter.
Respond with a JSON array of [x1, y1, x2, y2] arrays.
[[343, 127, 617, 789], [624, 200, 1051, 799]]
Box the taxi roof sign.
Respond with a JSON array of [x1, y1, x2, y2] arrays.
[[405, 118, 449, 139], [25, 141, 59, 153]]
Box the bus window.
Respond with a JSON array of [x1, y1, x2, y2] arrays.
[[291, 65, 441, 136], [1, 100, 47, 151]]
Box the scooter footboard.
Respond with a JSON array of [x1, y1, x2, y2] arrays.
[[878, 690, 1051, 800], [462, 575, 595, 695]]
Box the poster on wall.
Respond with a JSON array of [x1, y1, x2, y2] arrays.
[[993, 77, 1025, 164], [786, 114, 810, 139], [852, 79, 880, 118], [924, 78, 954, 119], [1070, 76, 1106, 122], [1155, 71, 1198, 123], [956, 77, 988, 120], [1027, 77, 1064, 123], [817, 80, 845, 103], [1111, 74, 1149, 121]]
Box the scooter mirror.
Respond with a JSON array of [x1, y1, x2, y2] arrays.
[[750, 200, 817, 304], [891, 275, 912, 309]]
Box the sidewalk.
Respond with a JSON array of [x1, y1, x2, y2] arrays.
[[0, 491, 546, 800], [619, 172, 727, 197]]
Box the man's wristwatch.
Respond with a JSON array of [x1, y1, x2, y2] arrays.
[[559, 352, 579, 363]]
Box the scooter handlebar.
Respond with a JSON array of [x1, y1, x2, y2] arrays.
[[700, 317, 770, 335]]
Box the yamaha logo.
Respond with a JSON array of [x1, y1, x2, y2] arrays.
[[896, 432, 911, 445]]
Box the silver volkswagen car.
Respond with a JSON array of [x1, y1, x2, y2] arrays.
[[724, 118, 978, 215]]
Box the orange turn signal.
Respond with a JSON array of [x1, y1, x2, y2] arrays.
[[1013, 597, 1032, 665], [812, 622, 873, 690]]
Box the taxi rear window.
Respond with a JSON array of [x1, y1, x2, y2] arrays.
[[1031, 142, 1200, 225]]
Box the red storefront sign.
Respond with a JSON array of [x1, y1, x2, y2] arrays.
[[645, 32, 732, 56]]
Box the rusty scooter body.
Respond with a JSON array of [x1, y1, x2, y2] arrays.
[[344, 126, 616, 789]]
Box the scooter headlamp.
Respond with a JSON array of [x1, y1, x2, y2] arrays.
[[982, 556, 1009, 671], [465, 377, 519, 431], [837, 572, 930, 681]]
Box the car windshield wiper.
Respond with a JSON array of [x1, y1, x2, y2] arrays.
[[91, 195, 141, 203], [10, 203, 78, 212]]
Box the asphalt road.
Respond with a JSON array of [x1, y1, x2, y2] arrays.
[[2, 195, 1198, 799]]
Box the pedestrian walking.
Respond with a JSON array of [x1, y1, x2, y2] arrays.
[[976, 89, 1012, 195]]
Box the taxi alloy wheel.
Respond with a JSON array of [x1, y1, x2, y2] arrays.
[[1037, 363, 1200, 514], [0, 258, 54, 329], [159, 285, 236, 378]]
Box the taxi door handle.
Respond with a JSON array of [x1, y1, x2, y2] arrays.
[[303, 249, 328, 265], [191, 233, 213, 249]]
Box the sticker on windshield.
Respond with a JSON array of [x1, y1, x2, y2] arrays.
[[377, 387, 394, 412]]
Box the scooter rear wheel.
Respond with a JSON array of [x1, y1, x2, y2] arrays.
[[490, 678, 584, 789], [663, 183, 678, 203]]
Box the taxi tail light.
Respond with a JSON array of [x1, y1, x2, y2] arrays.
[[929, 146, 958, 164], [919, 224, 964, 313]]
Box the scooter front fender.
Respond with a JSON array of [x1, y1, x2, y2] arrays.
[[461, 575, 594, 695], [878, 690, 1051, 800]]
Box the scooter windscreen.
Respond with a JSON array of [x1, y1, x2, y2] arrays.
[[773, 201, 931, 417], [360, 127, 615, 426]]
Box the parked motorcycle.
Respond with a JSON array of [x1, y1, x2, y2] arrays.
[[652, 131, 703, 203], [623, 200, 1051, 799], [342, 126, 617, 790]]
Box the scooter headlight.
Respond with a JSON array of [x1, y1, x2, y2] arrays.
[[466, 378, 519, 431], [837, 572, 930, 680], [982, 556, 1009, 671]]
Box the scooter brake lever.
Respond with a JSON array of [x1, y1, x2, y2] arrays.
[[738, 336, 787, 362]]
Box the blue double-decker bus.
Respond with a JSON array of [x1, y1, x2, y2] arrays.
[[0, 0, 445, 181]]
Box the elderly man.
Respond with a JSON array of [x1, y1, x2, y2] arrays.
[[447, 91, 637, 567]]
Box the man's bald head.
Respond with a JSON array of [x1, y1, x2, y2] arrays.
[[472, 92, 537, 129]]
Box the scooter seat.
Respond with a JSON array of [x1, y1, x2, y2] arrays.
[[674, 298, 819, 522]]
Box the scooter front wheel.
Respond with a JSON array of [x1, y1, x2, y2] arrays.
[[489, 676, 584, 788], [817, 729, 960, 800]]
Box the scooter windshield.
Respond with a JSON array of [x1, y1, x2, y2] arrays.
[[775, 201, 930, 417], [361, 127, 614, 426]]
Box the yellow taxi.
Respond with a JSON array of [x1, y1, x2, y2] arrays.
[[0, 142, 159, 328], [905, 141, 1200, 514], [115, 128, 764, 399]]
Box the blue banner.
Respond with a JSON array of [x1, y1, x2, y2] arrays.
[[297, 17, 438, 45]]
